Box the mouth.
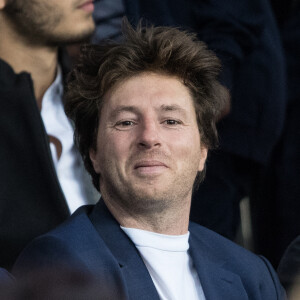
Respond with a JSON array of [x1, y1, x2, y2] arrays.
[[77, 0, 94, 13], [134, 161, 168, 175]]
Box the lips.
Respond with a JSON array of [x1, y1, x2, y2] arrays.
[[134, 160, 167, 169], [77, 0, 94, 12], [133, 160, 168, 176]]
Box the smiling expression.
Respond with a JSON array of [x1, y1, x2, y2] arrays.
[[90, 72, 207, 214]]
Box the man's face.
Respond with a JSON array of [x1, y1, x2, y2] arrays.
[[3, 0, 95, 45], [90, 72, 208, 214]]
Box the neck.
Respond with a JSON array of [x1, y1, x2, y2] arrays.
[[0, 14, 58, 108], [102, 194, 191, 236]]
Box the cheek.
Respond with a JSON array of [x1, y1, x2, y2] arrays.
[[171, 129, 200, 150], [183, 134, 202, 167], [170, 133, 201, 162], [98, 134, 131, 166]]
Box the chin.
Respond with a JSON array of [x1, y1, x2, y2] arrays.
[[67, 26, 95, 42], [127, 195, 169, 215], [130, 187, 172, 206], [49, 23, 95, 45]]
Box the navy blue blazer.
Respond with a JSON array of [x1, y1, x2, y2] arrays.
[[0, 268, 13, 284], [13, 201, 285, 299]]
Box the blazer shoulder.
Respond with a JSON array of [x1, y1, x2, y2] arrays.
[[189, 222, 286, 299], [189, 221, 274, 270], [12, 205, 115, 277]]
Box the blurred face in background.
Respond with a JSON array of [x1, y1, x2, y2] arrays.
[[3, 0, 95, 45]]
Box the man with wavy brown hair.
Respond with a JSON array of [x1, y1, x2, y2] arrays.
[[13, 21, 285, 300]]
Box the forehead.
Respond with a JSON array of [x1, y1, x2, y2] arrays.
[[102, 72, 196, 114]]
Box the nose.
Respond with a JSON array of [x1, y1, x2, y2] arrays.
[[137, 118, 161, 149]]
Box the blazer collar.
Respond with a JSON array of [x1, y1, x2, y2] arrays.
[[189, 225, 248, 300], [89, 201, 247, 300], [89, 200, 160, 300]]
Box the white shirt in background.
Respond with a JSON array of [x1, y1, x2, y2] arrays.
[[121, 226, 206, 300], [41, 66, 96, 213]]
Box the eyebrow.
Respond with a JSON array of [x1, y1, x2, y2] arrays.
[[160, 104, 187, 114], [109, 106, 139, 120], [109, 104, 188, 120]]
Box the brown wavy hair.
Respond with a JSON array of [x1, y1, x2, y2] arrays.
[[65, 19, 229, 191]]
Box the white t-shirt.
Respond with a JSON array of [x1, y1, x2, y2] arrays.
[[121, 226, 206, 300], [41, 66, 96, 213]]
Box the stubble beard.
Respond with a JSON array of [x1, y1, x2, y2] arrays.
[[4, 0, 94, 46], [100, 156, 196, 218]]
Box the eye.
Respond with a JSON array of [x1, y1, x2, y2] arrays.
[[119, 121, 134, 126], [114, 120, 136, 130], [163, 119, 182, 125]]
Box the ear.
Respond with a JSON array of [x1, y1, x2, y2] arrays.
[[89, 148, 101, 174], [198, 146, 208, 172]]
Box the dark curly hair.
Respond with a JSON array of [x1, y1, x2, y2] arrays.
[[65, 19, 229, 191]]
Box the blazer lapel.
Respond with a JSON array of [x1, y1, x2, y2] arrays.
[[89, 200, 160, 300], [189, 229, 249, 300]]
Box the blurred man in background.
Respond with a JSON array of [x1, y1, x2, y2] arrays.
[[0, 0, 99, 270]]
